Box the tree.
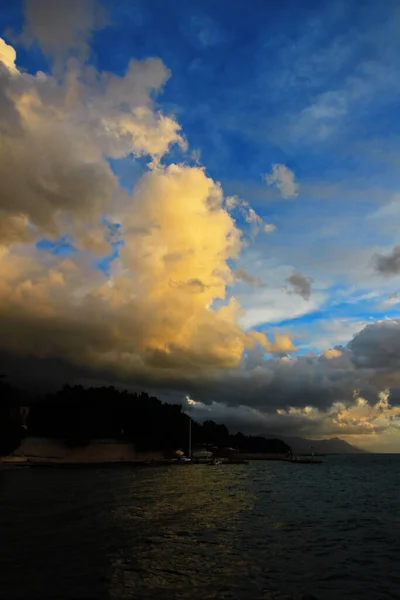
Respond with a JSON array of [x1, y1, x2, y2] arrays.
[[0, 378, 25, 456]]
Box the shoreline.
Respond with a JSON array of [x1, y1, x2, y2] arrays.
[[1, 456, 296, 468]]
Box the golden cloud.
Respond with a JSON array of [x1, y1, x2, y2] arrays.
[[0, 39, 293, 384]]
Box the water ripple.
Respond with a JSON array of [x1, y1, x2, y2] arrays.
[[0, 455, 399, 599]]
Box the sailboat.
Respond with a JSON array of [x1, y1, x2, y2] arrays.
[[177, 417, 192, 463]]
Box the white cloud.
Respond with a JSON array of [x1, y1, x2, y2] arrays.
[[238, 287, 325, 329], [369, 193, 400, 220], [265, 164, 299, 199], [225, 195, 264, 237], [310, 318, 370, 350], [379, 293, 400, 308], [264, 223, 276, 233]]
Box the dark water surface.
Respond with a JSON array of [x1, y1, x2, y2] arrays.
[[0, 455, 399, 600]]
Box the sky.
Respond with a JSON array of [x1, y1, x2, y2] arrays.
[[0, 0, 399, 452]]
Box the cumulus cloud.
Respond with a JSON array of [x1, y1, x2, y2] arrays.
[[178, 330, 400, 448], [0, 33, 293, 393], [264, 223, 276, 233], [0, 36, 184, 251], [285, 270, 312, 300], [186, 392, 399, 440], [21, 0, 106, 65], [374, 246, 400, 275], [265, 164, 299, 199], [348, 319, 400, 371]]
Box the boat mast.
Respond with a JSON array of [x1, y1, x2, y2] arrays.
[[188, 417, 192, 458]]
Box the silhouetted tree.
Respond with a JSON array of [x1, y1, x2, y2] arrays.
[[0, 381, 291, 455], [0, 377, 26, 456]]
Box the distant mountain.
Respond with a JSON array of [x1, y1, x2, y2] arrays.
[[270, 435, 366, 455]]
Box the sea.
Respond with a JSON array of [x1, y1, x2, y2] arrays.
[[0, 455, 399, 600]]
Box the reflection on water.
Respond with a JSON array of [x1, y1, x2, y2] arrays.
[[0, 456, 399, 600], [110, 466, 256, 599]]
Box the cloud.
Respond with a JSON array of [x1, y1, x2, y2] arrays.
[[369, 193, 400, 221], [175, 322, 400, 448], [348, 319, 400, 372], [185, 390, 399, 442], [0, 37, 184, 250], [374, 246, 400, 275], [0, 37, 295, 394], [380, 293, 400, 308], [0, 157, 278, 382], [264, 223, 276, 233], [0, 38, 17, 72], [225, 195, 264, 238], [180, 343, 399, 443], [323, 348, 342, 359], [285, 270, 312, 300], [234, 268, 263, 288], [185, 14, 226, 49], [21, 0, 106, 65], [265, 164, 299, 199], [237, 285, 325, 329]]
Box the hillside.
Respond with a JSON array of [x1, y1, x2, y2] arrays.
[[281, 435, 366, 455]]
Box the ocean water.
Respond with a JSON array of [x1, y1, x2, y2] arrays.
[[0, 455, 399, 600]]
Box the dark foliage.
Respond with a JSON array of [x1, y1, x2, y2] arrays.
[[2, 382, 290, 455], [28, 385, 190, 452], [0, 378, 26, 456]]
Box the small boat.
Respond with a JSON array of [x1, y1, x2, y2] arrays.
[[287, 445, 323, 464]]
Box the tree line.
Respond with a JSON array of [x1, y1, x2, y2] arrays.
[[0, 381, 289, 456]]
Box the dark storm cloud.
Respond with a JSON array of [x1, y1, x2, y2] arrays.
[[1, 320, 393, 415], [234, 268, 263, 287], [2, 316, 399, 441], [374, 246, 400, 275], [186, 400, 324, 437], [190, 350, 379, 412], [285, 270, 312, 300], [348, 319, 400, 370]]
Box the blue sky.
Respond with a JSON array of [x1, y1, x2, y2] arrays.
[[2, 0, 400, 357]]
